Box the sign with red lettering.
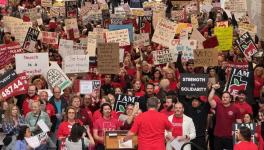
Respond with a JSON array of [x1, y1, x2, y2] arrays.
[[41, 32, 58, 45], [235, 32, 258, 60], [15, 53, 49, 76], [0, 71, 28, 100]]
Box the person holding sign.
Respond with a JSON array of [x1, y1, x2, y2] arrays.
[[234, 126, 258, 150], [208, 84, 242, 150]]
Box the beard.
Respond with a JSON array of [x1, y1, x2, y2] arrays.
[[166, 105, 173, 111]]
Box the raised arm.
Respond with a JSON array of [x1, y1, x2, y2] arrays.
[[208, 84, 220, 108]]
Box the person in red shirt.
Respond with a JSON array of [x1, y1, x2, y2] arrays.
[[160, 96, 175, 117], [208, 84, 242, 150], [234, 126, 258, 150], [122, 97, 173, 150], [93, 103, 120, 150], [57, 106, 83, 149], [22, 84, 40, 116], [234, 90, 253, 119]]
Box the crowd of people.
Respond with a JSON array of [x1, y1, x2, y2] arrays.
[[0, 0, 263, 150]]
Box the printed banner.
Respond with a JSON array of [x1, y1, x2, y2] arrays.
[[0, 71, 29, 100], [97, 43, 120, 74], [46, 62, 72, 91], [232, 123, 256, 144], [153, 49, 176, 65], [152, 18, 177, 47], [114, 94, 138, 113], [235, 32, 258, 59], [214, 27, 233, 51], [63, 55, 90, 74], [15, 53, 49, 76], [22, 27, 40, 52], [105, 29, 130, 47], [41, 32, 58, 45], [65, 1, 78, 18], [193, 48, 218, 67], [73, 80, 101, 94], [225, 68, 249, 97], [179, 73, 209, 96]]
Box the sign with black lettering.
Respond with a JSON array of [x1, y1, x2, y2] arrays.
[[235, 32, 258, 59], [153, 49, 176, 65], [114, 94, 138, 113], [22, 27, 40, 52], [65, 0, 78, 18], [179, 73, 208, 96], [232, 123, 256, 144]]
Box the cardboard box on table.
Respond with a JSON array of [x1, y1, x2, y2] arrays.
[[105, 130, 137, 150]]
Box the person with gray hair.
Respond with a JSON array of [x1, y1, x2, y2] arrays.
[[122, 97, 172, 150]]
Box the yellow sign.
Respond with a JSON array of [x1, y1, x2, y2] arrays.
[[176, 23, 192, 34], [214, 27, 233, 51]]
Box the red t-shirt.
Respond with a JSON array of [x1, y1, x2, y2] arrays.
[[56, 120, 83, 139], [234, 141, 258, 150], [234, 102, 253, 119], [130, 110, 172, 150], [171, 116, 183, 137], [92, 110, 118, 122], [160, 109, 175, 117], [93, 117, 120, 144], [22, 95, 39, 116], [214, 102, 241, 137], [254, 76, 264, 98]]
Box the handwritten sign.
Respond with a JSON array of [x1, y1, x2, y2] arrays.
[[193, 48, 218, 67], [65, 18, 80, 39], [105, 29, 130, 46], [41, 32, 58, 45], [11, 22, 32, 45], [97, 43, 120, 74], [153, 49, 176, 65], [63, 55, 90, 74], [214, 27, 233, 51], [133, 33, 150, 48], [224, 0, 247, 12], [152, 18, 177, 47], [175, 40, 197, 61]]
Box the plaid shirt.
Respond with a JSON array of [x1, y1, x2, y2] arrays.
[[2, 116, 26, 135]]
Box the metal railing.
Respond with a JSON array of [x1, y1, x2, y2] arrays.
[[180, 142, 205, 150]]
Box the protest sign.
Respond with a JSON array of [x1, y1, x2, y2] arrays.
[[138, 16, 153, 34], [235, 32, 258, 59], [63, 55, 90, 74], [152, 9, 165, 29], [110, 14, 124, 25], [58, 39, 74, 58], [176, 23, 191, 35], [109, 24, 133, 42], [65, 18, 80, 39], [133, 33, 149, 48], [80, 3, 99, 17], [190, 29, 206, 49], [15, 53, 49, 76], [46, 62, 72, 91], [28, 7, 41, 21], [105, 29, 130, 46], [86, 37, 97, 56], [41, 32, 58, 45], [224, 0, 247, 12], [3, 16, 23, 32], [11, 22, 32, 45], [0, 71, 29, 100], [41, 0, 52, 7], [171, 10, 185, 21], [214, 27, 233, 51], [179, 73, 208, 96], [97, 43, 119, 74], [175, 40, 197, 61], [25, 132, 48, 149], [152, 18, 177, 47], [232, 123, 256, 144], [73, 80, 101, 94], [114, 94, 138, 113], [65, 1, 78, 18], [153, 49, 176, 65], [22, 27, 40, 52], [216, 21, 229, 27], [131, 8, 145, 16], [238, 22, 257, 34], [191, 15, 198, 29], [193, 48, 218, 67], [0, 42, 23, 70], [225, 68, 249, 97]]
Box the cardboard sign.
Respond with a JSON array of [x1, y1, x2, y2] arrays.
[[0, 42, 22, 70], [63, 55, 90, 74], [175, 40, 197, 61], [11, 22, 32, 45], [225, 68, 249, 97], [73, 80, 101, 94], [152, 18, 177, 47], [22, 27, 40, 52], [235, 32, 258, 59], [41, 32, 58, 45], [97, 43, 120, 74], [233, 123, 256, 144], [133, 33, 150, 48], [46, 62, 72, 91], [15, 53, 49, 76], [153, 49, 176, 65], [65, 1, 78, 18], [214, 27, 233, 51], [65, 19, 80, 39], [109, 24, 133, 42], [105, 29, 130, 47], [193, 48, 218, 67], [179, 73, 209, 96], [0, 71, 28, 100], [114, 94, 138, 113]]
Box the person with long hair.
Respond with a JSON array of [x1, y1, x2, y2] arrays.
[[15, 125, 31, 150], [65, 123, 95, 150]]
